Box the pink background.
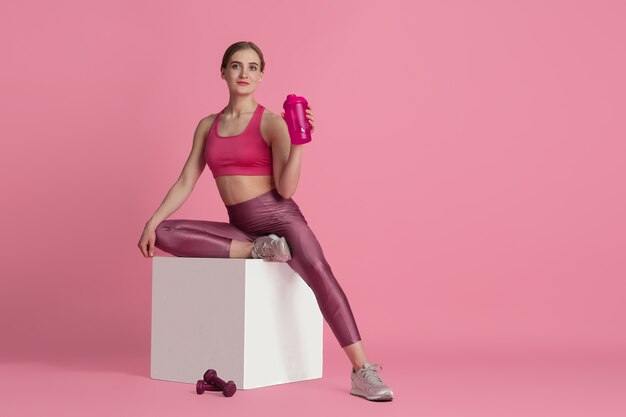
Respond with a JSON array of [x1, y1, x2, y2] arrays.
[[1, 0, 625, 415]]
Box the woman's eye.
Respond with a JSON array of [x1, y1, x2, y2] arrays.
[[231, 64, 257, 71]]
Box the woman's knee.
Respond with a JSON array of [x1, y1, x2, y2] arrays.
[[154, 220, 180, 249], [155, 219, 177, 233]]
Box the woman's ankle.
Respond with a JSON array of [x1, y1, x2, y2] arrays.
[[230, 239, 254, 258]]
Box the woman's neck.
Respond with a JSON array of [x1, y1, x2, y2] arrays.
[[223, 98, 258, 117]]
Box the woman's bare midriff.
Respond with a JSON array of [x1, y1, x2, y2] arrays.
[[216, 175, 276, 206]]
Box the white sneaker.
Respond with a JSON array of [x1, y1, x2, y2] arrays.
[[251, 234, 292, 262], [350, 362, 394, 401]]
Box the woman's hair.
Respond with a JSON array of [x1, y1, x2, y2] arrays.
[[221, 41, 265, 73]]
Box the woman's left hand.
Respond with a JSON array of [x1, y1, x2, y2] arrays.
[[281, 104, 315, 133]]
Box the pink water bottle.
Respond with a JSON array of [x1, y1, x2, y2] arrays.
[[283, 94, 312, 144]]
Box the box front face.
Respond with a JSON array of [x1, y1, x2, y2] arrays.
[[151, 258, 246, 384]]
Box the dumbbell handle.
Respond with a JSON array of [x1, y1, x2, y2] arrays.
[[196, 380, 220, 394]]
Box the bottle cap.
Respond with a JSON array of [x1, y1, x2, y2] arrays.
[[283, 94, 308, 107]]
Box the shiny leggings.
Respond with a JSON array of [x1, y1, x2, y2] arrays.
[[153, 187, 362, 348]]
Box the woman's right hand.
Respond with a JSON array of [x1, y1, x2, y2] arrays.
[[138, 224, 157, 257]]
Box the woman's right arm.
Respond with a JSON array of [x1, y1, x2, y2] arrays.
[[144, 180, 194, 230], [138, 115, 214, 257]]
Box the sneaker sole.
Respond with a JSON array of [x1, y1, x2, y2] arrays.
[[350, 387, 393, 401]]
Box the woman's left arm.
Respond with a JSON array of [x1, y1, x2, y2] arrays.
[[272, 105, 315, 199]]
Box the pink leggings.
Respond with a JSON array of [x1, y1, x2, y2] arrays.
[[154, 187, 362, 348]]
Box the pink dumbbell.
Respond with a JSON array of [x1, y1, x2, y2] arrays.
[[203, 369, 237, 397]]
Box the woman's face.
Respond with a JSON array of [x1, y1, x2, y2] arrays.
[[222, 49, 263, 93]]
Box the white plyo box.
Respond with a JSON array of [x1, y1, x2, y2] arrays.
[[150, 256, 323, 389]]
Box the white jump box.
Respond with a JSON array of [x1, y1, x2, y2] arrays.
[[150, 256, 323, 390]]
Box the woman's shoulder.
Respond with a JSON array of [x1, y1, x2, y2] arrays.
[[260, 104, 273, 114], [259, 106, 287, 145], [260, 106, 284, 126], [197, 112, 220, 134], [202, 111, 221, 123], [259, 105, 282, 124]]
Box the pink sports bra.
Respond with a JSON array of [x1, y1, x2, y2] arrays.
[[204, 103, 274, 178]]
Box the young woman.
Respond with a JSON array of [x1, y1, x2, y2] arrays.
[[137, 41, 394, 401]]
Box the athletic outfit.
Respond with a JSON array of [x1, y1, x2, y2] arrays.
[[204, 103, 274, 177], [154, 103, 362, 348]]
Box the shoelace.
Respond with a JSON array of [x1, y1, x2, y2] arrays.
[[256, 240, 276, 261], [358, 363, 384, 385]]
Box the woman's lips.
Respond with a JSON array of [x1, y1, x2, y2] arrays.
[[237, 82, 249, 85]]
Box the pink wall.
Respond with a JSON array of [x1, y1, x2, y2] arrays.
[[1, 0, 624, 361]]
